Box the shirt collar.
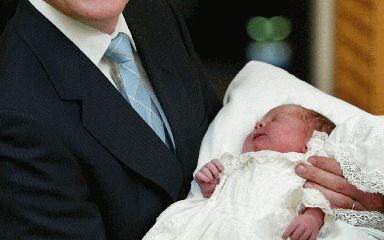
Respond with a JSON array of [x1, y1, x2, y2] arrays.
[[29, 0, 137, 66]]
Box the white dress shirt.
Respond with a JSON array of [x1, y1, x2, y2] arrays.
[[29, 0, 176, 148]]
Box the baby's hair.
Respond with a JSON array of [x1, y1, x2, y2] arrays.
[[276, 104, 336, 135], [293, 105, 336, 135]]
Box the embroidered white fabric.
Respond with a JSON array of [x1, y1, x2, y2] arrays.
[[325, 115, 384, 194], [335, 209, 384, 231], [321, 115, 384, 231], [183, 61, 384, 238], [144, 134, 335, 240]]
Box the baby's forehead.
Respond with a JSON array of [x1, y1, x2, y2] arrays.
[[266, 105, 302, 116]]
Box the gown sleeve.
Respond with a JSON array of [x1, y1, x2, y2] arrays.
[[325, 115, 384, 231]]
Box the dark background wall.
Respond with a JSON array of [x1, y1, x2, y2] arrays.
[[1, 0, 311, 100], [0, 0, 19, 34], [182, 0, 311, 99]]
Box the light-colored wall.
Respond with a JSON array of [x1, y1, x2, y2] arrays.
[[310, 0, 335, 94]]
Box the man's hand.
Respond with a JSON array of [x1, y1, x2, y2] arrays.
[[295, 156, 384, 212], [195, 159, 224, 198]]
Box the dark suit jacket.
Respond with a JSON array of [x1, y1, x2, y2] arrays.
[[0, 0, 221, 239]]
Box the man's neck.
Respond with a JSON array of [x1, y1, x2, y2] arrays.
[[79, 17, 119, 35]]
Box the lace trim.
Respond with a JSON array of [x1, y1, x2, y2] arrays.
[[300, 188, 333, 215], [333, 145, 384, 194], [311, 130, 328, 142], [305, 131, 328, 157], [220, 152, 248, 175], [335, 209, 384, 231]]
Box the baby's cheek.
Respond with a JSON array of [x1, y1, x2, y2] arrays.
[[276, 136, 300, 152]]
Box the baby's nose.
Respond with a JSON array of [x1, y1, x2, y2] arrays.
[[255, 121, 265, 129]]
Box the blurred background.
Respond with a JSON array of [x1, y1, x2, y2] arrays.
[[1, 0, 384, 114], [176, 0, 312, 100], [175, 0, 384, 114]]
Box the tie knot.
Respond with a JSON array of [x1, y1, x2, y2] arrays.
[[104, 33, 134, 63]]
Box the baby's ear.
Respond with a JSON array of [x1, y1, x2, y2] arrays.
[[301, 145, 308, 153]]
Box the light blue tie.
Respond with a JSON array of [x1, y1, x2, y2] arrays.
[[104, 33, 169, 147]]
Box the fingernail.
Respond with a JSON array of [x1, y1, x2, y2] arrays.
[[295, 165, 307, 175], [307, 157, 316, 165], [304, 182, 313, 188]]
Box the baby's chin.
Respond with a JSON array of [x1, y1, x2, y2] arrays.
[[241, 145, 247, 153], [242, 144, 262, 153], [241, 144, 251, 153]]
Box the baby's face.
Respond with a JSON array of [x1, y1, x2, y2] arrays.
[[242, 106, 310, 153]]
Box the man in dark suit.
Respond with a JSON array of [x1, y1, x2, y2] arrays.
[[0, 0, 221, 239]]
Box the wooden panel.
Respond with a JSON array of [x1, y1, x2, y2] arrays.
[[336, 19, 372, 64], [336, 39, 371, 88], [335, 67, 370, 110], [370, 1, 384, 113], [334, 0, 384, 114], [337, 0, 372, 37]]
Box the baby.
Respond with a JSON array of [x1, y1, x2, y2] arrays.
[[144, 104, 336, 240], [195, 104, 335, 240]]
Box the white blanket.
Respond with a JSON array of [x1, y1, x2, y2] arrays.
[[189, 61, 373, 197], [187, 61, 384, 237]]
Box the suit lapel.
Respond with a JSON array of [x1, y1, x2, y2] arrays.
[[79, 57, 183, 201], [124, 1, 190, 159], [15, 0, 183, 201]]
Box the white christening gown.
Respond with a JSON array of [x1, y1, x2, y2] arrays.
[[144, 119, 384, 240], [143, 133, 337, 240]]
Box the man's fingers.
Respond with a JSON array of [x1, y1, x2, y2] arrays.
[[304, 181, 366, 211], [362, 193, 384, 212], [307, 156, 343, 176], [296, 163, 358, 198], [304, 180, 383, 211], [300, 157, 384, 212]]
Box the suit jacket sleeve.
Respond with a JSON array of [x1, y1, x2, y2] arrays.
[[0, 110, 106, 240]]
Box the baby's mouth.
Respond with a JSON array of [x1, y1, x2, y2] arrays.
[[253, 133, 265, 140]]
